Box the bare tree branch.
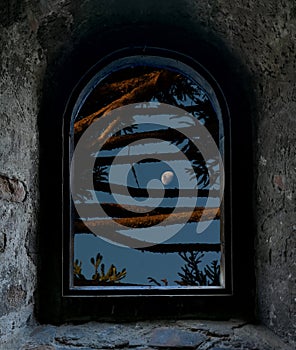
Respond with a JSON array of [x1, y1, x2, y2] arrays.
[[74, 203, 215, 218], [74, 207, 220, 232]]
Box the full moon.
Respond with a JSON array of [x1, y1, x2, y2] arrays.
[[161, 171, 174, 185]]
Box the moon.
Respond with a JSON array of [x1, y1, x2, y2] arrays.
[[161, 171, 174, 185]]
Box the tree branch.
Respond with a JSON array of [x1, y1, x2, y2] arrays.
[[75, 203, 212, 218], [74, 71, 162, 135], [138, 243, 221, 253], [74, 207, 220, 232], [95, 127, 199, 150], [91, 181, 219, 198], [74, 69, 219, 146]]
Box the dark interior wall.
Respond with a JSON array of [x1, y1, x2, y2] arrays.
[[0, 0, 295, 346]]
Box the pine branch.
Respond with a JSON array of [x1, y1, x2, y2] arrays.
[[74, 71, 162, 135], [95, 148, 204, 165]]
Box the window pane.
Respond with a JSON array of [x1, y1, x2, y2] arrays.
[[70, 60, 224, 289]]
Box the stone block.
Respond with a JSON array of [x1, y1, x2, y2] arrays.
[[0, 232, 6, 252], [30, 325, 57, 345], [21, 345, 56, 350], [0, 174, 26, 202], [54, 325, 130, 349], [148, 327, 206, 348], [6, 285, 26, 310], [273, 174, 286, 191]]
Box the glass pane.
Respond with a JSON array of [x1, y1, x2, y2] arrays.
[[70, 61, 224, 289]]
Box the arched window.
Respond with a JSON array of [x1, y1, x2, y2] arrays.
[[65, 51, 231, 296]]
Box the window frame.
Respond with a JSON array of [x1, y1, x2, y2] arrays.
[[63, 49, 232, 297]]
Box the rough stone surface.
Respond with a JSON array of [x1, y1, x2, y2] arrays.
[[0, 0, 44, 341], [149, 327, 206, 348], [0, 320, 294, 350], [21, 346, 55, 350], [0, 174, 27, 202], [0, 232, 6, 253], [0, 0, 295, 348]]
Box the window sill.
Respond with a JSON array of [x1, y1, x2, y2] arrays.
[[5, 319, 293, 350]]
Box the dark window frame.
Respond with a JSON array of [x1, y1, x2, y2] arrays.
[[64, 49, 231, 298]]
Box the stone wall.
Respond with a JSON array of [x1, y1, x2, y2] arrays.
[[0, 0, 295, 347], [0, 8, 45, 341]]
